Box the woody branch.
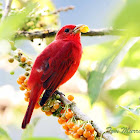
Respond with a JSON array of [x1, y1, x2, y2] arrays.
[[58, 91, 114, 140], [16, 28, 125, 40], [1, 0, 13, 22]]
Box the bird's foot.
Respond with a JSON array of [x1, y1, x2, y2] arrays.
[[54, 90, 65, 96]]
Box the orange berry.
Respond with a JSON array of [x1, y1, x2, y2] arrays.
[[77, 128, 84, 135], [58, 117, 66, 124], [62, 123, 69, 131], [90, 127, 95, 133], [69, 130, 73, 135], [45, 111, 52, 116], [19, 75, 26, 82], [24, 79, 28, 85], [19, 85, 25, 91], [65, 111, 73, 119], [22, 83, 27, 89], [72, 125, 80, 132], [20, 56, 26, 62], [68, 95, 74, 101], [85, 123, 93, 131], [24, 97, 29, 102], [35, 103, 40, 109], [67, 122, 74, 129], [83, 130, 91, 138], [87, 134, 95, 140], [65, 130, 70, 135], [17, 79, 22, 85], [24, 91, 30, 98], [53, 103, 59, 110], [73, 133, 80, 139]]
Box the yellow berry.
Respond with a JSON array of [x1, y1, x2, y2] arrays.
[[80, 25, 90, 33]]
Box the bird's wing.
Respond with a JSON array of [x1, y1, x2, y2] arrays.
[[41, 41, 75, 91]]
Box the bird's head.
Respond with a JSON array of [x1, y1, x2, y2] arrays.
[[55, 24, 89, 41]]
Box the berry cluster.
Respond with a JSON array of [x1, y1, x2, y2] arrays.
[[41, 94, 96, 140], [17, 75, 28, 91], [8, 49, 32, 75], [41, 93, 61, 116], [58, 111, 95, 140], [17, 75, 41, 109], [62, 122, 95, 140]]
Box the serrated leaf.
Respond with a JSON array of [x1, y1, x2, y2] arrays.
[[0, 127, 11, 140], [21, 117, 40, 140], [88, 37, 140, 105]]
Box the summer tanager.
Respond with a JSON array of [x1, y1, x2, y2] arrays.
[[22, 24, 89, 129]]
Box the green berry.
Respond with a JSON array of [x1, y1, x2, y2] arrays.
[[44, 106, 51, 112], [25, 67, 31, 71], [56, 94, 60, 99], [25, 72, 29, 76], [8, 57, 14, 63], [10, 71, 14, 75], [19, 62, 26, 68]]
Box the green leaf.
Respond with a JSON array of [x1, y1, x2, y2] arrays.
[[0, 127, 11, 140], [25, 137, 64, 140], [88, 37, 140, 105], [113, 0, 140, 36], [118, 105, 140, 116], [0, 2, 37, 39], [120, 40, 140, 68], [21, 117, 40, 140]]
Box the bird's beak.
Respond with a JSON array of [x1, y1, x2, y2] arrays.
[[73, 24, 89, 34]]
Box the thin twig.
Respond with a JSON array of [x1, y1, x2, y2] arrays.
[[16, 28, 125, 39], [57, 91, 114, 140], [48, 6, 74, 15], [1, 0, 13, 21]]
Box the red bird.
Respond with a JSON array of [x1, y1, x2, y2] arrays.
[[22, 24, 88, 129]]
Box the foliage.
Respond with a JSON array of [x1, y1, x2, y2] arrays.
[[0, 127, 11, 140], [113, 0, 140, 36]]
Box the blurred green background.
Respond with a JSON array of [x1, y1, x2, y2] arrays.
[[0, 0, 140, 140]]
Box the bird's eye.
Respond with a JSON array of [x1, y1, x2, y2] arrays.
[[64, 28, 69, 33]]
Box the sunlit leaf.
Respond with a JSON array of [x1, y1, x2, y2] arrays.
[[88, 37, 140, 105], [0, 2, 37, 39], [121, 40, 140, 68], [113, 0, 140, 36], [0, 127, 11, 140], [130, 118, 140, 139], [118, 105, 140, 116]]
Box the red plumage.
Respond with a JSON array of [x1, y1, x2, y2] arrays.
[[22, 25, 83, 129]]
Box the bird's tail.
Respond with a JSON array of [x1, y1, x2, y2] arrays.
[[22, 85, 43, 129]]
